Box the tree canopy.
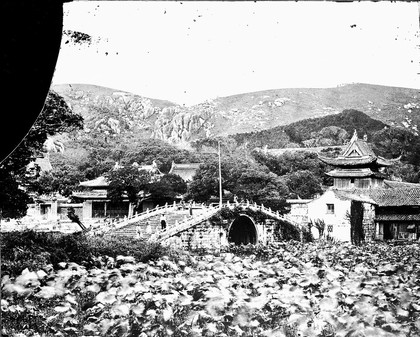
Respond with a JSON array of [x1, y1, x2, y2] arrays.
[[0, 90, 83, 218], [186, 155, 290, 211]]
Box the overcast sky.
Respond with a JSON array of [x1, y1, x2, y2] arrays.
[[52, 1, 420, 106]]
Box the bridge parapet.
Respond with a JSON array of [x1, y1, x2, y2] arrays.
[[151, 201, 301, 243], [88, 201, 210, 236]]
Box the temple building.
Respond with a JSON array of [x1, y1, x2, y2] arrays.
[[287, 131, 420, 242], [168, 162, 201, 182], [72, 161, 164, 221]]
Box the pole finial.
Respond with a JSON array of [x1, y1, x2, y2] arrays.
[[350, 129, 358, 143]]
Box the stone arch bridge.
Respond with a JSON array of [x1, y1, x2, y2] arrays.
[[92, 201, 301, 250]]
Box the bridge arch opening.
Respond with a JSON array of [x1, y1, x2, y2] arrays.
[[228, 215, 257, 245]]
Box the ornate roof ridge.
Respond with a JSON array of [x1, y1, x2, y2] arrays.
[[318, 130, 398, 168]]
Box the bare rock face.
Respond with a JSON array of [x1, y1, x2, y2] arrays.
[[53, 83, 420, 149], [151, 102, 216, 143]]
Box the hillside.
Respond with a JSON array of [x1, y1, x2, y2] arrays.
[[52, 83, 420, 147], [52, 84, 216, 146], [211, 83, 420, 136]]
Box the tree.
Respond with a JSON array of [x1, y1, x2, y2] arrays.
[[283, 170, 323, 199], [186, 161, 220, 203], [0, 170, 32, 218], [122, 139, 205, 173], [186, 155, 289, 211], [67, 206, 86, 231], [2, 90, 83, 173], [106, 166, 151, 212], [0, 90, 83, 218], [227, 168, 289, 211], [27, 165, 86, 198], [311, 219, 326, 239], [148, 174, 187, 204], [252, 150, 332, 186]]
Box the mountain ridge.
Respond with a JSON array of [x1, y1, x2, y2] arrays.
[[51, 83, 420, 148]]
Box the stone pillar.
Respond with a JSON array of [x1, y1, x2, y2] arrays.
[[50, 200, 58, 220], [128, 203, 134, 217], [83, 200, 93, 220]]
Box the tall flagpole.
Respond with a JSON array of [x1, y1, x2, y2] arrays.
[[218, 141, 223, 208]]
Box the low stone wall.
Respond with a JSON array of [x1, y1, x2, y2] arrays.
[[362, 203, 376, 241]]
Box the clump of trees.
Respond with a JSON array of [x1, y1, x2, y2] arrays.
[[106, 166, 187, 212], [0, 91, 83, 218]]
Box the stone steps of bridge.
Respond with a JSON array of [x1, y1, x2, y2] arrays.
[[109, 209, 202, 239]]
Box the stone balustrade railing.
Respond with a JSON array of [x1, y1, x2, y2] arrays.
[[150, 200, 301, 243], [90, 201, 211, 236]]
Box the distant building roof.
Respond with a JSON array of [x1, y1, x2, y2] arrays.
[[168, 162, 202, 182], [79, 161, 164, 189], [79, 176, 109, 188], [132, 161, 163, 175], [261, 145, 347, 156]]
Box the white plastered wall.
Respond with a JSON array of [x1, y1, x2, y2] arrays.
[[307, 190, 351, 242]]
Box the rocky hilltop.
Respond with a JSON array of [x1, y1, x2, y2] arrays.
[[52, 84, 216, 145], [52, 83, 420, 147]]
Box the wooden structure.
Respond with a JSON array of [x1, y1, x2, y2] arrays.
[[289, 130, 420, 241]]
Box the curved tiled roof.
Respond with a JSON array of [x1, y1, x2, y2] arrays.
[[318, 155, 377, 167], [318, 130, 395, 168], [330, 185, 420, 207], [169, 162, 202, 182], [79, 176, 109, 188], [369, 188, 420, 207]]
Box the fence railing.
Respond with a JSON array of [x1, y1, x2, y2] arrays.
[[150, 205, 221, 242], [89, 201, 213, 236]]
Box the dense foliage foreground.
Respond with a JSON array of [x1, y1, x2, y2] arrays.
[[2, 233, 420, 337]]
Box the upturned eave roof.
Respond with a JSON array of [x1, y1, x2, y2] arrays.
[[319, 155, 377, 166], [326, 168, 386, 178], [317, 130, 397, 168], [79, 176, 109, 188]]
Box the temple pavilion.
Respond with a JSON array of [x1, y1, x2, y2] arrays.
[[287, 130, 420, 242]]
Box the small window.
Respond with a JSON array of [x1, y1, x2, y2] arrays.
[[326, 204, 335, 214], [350, 178, 355, 184]]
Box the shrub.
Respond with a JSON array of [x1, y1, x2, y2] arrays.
[[0, 230, 171, 277]]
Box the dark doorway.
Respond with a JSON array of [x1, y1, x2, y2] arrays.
[[383, 223, 393, 240], [228, 215, 257, 245]]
